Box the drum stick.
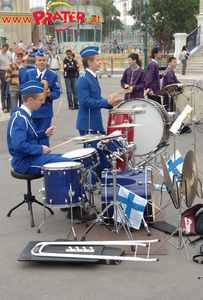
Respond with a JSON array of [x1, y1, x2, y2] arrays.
[[143, 88, 149, 98], [53, 97, 63, 127], [51, 137, 77, 151]]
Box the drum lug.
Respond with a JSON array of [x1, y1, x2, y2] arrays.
[[78, 197, 81, 201], [77, 170, 80, 174], [41, 170, 44, 175], [49, 199, 53, 205], [65, 199, 68, 205], [138, 181, 143, 185], [63, 171, 66, 175], [48, 171, 51, 176]]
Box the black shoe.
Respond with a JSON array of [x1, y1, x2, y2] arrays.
[[69, 106, 74, 110], [74, 105, 79, 109], [67, 206, 96, 221]]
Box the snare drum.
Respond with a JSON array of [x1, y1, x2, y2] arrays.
[[97, 132, 128, 161], [62, 148, 99, 169], [101, 168, 155, 223], [108, 99, 171, 156], [176, 84, 203, 123], [43, 162, 83, 207]]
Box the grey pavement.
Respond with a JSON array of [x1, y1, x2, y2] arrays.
[[1, 73, 203, 299]]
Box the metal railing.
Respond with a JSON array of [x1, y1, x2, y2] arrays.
[[186, 26, 201, 52]]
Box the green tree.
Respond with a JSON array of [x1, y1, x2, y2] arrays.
[[96, 0, 124, 40], [129, 0, 199, 46]]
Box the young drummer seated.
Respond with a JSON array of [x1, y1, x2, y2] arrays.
[[7, 80, 95, 221]]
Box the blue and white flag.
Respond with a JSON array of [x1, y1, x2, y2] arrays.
[[160, 150, 184, 182], [116, 186, 147, 230]]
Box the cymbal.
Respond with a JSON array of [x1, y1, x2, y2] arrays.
[[74, 133, 98, 142], [76, 133, 124, 144], [109, 122, 142, 128], [161, 154, 179, 209], [182, 150, 198, 207], [156, 84, 183, 96], [118, 88, 132, 95]]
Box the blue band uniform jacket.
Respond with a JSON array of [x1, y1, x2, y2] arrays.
[[76, 70, 111, 132], [22, 68, 60, 118]]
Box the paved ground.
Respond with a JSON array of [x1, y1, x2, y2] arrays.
[[1, 71, 203, 300]]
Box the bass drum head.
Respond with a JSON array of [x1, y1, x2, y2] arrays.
[[176, 84, 203, 124], [118, 99, 169, 156]]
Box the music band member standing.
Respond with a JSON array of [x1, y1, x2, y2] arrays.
[[145, 47, 168, 104], [120, 53, 146, 100], [22, 49, 60, 146], [162, 56, 180, 112], [76, 46, 122, 183]]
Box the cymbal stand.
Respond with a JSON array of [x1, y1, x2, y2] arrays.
[[81, 152, 133, 241], [156, 176, 190, 261], [156, 133, 190, 260]]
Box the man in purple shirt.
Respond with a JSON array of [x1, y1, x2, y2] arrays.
[[162, 56, 180, 111], [145, 47, 168, 104], [121, 53, 146, 100]]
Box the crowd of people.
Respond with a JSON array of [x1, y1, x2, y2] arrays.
[[1, 39, 188, 221]]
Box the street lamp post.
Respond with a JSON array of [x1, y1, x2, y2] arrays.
[[143, 0, 149, 71]]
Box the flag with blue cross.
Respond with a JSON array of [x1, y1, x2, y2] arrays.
[[117, 186, 148, 230], [160, 150, 184, 182]]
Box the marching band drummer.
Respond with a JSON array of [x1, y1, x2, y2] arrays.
[[7, 80, 96, 221], [120, 53, 146, 100], [76, 46, 123, 186], [22, 49, 60, 147], [145, 47, 168, 104], [162, 56, 180, 112]]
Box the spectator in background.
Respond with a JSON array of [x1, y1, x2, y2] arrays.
[[0, 43, 12, 112], [5, 49, 24, 114], [63, 49, 79, 109], [181, 45, 189, 75], [109, 42, 112, 54], [9, 48, 15, 62], [113, 39, 120, 53], [18, 40, 25, 50], [99, 56, 111, 78], [38, 39, 44, 50], [48, 49, 62, 93], [13, 42, 17, 50], [72, 53, 80, 79]]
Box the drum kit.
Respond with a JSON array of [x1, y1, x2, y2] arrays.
[[38, 83, 203, 242]]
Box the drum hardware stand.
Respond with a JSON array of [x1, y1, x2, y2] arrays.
[[136, 144, 169, 173], [68, 184, 77, 240], [156, 132, 191, 261], [37, 181, 78, 239], [81, 153, 133, 243], [156, 177, 190, 261], [85, 167, 100, 214]]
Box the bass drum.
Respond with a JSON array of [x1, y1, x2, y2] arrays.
[[116, 99, 171, 156], [101, 168, 155, 223], [176, 84, 203, 124]]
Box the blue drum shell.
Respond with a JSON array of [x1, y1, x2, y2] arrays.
[[43, 163, 82, 207], [101, 169, 154, 223]]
